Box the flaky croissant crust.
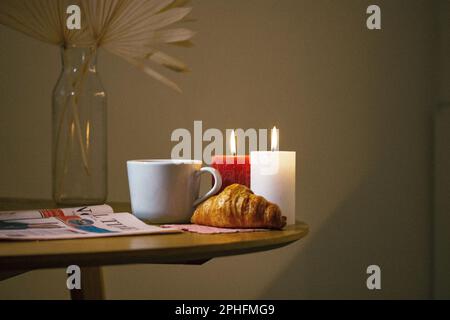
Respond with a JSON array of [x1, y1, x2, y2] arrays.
[[191, 184, 286, 229]]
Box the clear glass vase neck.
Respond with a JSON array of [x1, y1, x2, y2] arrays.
[[61, 45, 98, 73]]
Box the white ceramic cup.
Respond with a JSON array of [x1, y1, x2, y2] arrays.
[[127, 159, 222, 223]]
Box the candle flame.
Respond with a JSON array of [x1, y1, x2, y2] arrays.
[[230, 129, 237, 156], [271, 126, 279, 151]]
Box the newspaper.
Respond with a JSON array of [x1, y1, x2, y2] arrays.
[[0, 205, 180, 240]]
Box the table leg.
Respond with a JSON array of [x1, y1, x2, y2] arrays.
[[70, 266, 105, 300]]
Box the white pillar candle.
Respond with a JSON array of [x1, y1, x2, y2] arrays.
[[250, 151, 296, 225]]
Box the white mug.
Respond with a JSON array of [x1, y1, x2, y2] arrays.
[[127, 160, 222, 223]]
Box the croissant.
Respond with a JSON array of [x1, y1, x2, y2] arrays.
[[191, 184, 286, 229]]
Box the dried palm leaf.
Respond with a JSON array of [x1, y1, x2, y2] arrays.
[[0, 0, 195, 91]]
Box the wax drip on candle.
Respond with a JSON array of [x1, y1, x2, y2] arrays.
[[271, 126, 279, 151], [230, 129, 237, 156]]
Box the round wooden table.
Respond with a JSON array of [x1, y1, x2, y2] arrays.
[[0, 199, 309, 299]]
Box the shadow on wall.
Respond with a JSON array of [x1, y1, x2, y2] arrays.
[[263, 164, 431, 299]]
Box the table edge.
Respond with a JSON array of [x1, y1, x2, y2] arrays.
[[0, 223, 308, 270]]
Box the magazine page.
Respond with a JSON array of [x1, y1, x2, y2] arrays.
[[0, 212, 180, 241], [0, 205, 114, 221]]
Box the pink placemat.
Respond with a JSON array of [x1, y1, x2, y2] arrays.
[[161, 224, 269, 234]]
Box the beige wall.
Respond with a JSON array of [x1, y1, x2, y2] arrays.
[[0, 0, 440, 299], [434, 0, 450, 300]]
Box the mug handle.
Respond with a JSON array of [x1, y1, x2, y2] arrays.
[[193, 167, 222, 207]]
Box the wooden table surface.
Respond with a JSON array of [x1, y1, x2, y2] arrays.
[[0, 199, 309, 270]]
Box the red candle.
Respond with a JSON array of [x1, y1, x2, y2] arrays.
[[211, 155, 250, 192]]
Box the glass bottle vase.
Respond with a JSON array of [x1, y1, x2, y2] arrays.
[[52, 45, 107, 205]]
